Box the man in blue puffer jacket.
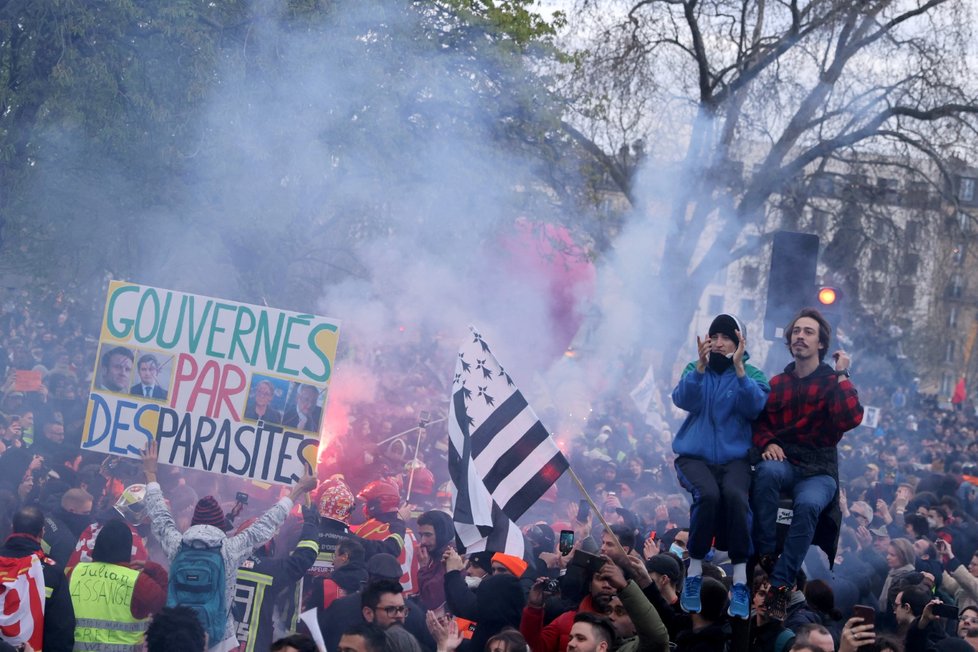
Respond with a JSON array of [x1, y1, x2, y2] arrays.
[[671, 313, 769, 620]]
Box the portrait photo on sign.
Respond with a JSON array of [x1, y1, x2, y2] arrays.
[[94, 344, 135, 395], [128, 351, 172, 402], [281, 382, 325, 433], [243, 375, 289, 426]]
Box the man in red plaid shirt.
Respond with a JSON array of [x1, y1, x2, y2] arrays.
[[750, 308, 863, 620]]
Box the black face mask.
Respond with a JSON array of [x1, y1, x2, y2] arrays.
[[708, 351, 734, 374]]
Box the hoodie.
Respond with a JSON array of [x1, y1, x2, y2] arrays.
[[417, 511, 455, 610], [145, 482, 293, 652], [672, 355, 770, 464]]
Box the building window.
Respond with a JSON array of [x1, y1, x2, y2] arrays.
[[960, 212, 972, 232], [946, 340, 957, 364], [865, 281, 884, 303], [877, 177, 899, 202], [942, 372, 955, 397], [949, 305, 959, 329], [870, 247, 887, 272], [898, 285, 915, 307], [742, 266, 759, 289], [906, 220, 921, 241], [907, 181, 931, 206], [960, 177, 976, 202], [903, 254, 920, 275], [812, 176, 835, 196], [950, 274, 965, 298], [809, 208, 827, 232], [708, 295, 724, 315]]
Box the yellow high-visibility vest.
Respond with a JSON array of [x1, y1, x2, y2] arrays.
[[69, 561, 147, 652]]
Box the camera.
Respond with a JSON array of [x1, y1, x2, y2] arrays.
[[542, 578, 560, 594], [235, 491, 249, 505]]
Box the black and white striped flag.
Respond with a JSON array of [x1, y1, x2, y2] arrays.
[[448, 327, 568, 557]]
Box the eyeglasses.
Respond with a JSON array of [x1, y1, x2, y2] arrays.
[[376, 605, 407, 616]]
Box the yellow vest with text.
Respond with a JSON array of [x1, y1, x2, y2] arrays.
[[69, 561, 147, 652]]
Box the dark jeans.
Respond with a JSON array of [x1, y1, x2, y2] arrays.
[[751, 459, 836, 588], [675, 456, 752, 563]]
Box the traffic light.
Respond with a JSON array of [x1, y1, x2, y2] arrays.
[[815, 284, 844, 330], [817, 286, 838, 306], [764, 231, 820, 340]]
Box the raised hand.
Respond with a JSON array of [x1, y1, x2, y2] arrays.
[[732, 329, 746, 375], [695, 334, 711, 372], [142, 440, 159, 482]]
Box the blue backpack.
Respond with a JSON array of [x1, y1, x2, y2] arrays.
[[167, 540, 227, 645]]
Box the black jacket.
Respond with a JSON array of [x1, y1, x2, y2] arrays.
[[232, 517, 318, 652], [42, 507, 92, 568], [674, 621, 732, 652], [443, 571, 524, 652], [318, 589, 435, 652], [904, 616, 947, 652], [0, 534, 74, 652], [640, 581, 692, 640]]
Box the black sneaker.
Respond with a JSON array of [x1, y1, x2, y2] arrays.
[[765, 585, 789, 621]]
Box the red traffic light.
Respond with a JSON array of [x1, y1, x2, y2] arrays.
[[817, 286, 839, 306]]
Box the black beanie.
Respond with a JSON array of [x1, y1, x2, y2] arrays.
[[708, 314, 743, 347], [93, 519, 133, 564]]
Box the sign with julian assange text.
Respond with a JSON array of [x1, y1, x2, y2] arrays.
[[82, 281, 341, 485]]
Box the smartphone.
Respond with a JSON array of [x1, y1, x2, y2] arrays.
[[235, 491, 249, 505], [852, 604, 875, 626], [933, 603, 959, 619], [576, 499, 589, 523], [559, 530, 574, 555], [572, 549, 607, 574]]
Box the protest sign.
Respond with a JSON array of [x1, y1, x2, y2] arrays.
[[13, 370, 43, 392], [83, 281, 340, 485], [862, 405, 880, 429]]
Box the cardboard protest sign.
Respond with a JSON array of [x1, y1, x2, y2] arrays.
[[83, 281, 340, 485]]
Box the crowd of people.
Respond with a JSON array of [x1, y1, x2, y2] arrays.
[[1, 286, 978, 652]]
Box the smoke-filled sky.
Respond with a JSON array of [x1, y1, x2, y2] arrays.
[[28, 0, 924, 445], [174, 2, 627, 439]]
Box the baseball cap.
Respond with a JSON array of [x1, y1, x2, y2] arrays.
[[648, 553, 681, 582]]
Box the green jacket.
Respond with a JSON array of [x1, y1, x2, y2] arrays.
[[616, 580, 670, 652]]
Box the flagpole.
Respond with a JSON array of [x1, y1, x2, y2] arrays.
[[405, 412, 430, 501], [565, 464, 630, 561]]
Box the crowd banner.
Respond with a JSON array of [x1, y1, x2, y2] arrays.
[[82, 281, 341, 485]]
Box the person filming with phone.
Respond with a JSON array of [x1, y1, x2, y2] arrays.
[[894, 585, 953, 649]]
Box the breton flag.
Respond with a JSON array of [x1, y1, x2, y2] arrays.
[[449, 327, 569, 558]]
